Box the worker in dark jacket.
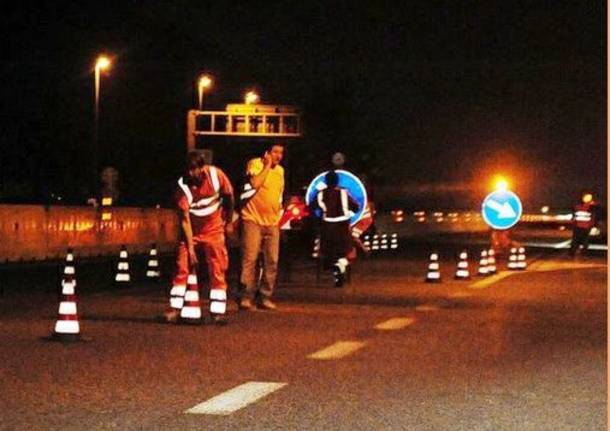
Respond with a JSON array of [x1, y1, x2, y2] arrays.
[[314, 170, 360, 287]]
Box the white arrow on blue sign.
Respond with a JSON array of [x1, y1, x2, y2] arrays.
[[481, 190, 523, 230]]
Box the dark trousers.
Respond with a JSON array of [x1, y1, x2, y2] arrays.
[[570, 228, 591, 255]]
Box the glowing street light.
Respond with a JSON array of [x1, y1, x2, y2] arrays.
[[245, 90, 259, 105], [93, 54, 112, 195], [197, 74, 213, 110]]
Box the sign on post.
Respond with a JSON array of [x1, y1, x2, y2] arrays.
[[481, 190, 522, 230]]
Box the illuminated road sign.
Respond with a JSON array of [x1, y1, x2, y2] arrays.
[[305, 170, 367, 226], [482, 190, 523, 230]]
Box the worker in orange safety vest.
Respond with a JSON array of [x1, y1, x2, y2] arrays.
[[165, 151, 235, 324]]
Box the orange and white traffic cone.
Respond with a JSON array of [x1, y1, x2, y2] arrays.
[[454, 251, 470, 280], [146, 243, 161, 280], [516, 247, 527, 270], [52, 249, 81, 341], [507, 247, 519, 270], [180, 272, 202, 324], [114, 245, 131, 284], [477, 250, 489, 276], [425, 252, 441, 283], [487, 248, 497, 274]]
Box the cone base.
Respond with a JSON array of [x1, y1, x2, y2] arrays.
[[425, 278, 442, 283], [179, 317, 203, 325], [50, 332, 84, 342]]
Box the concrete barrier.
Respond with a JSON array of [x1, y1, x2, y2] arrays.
[[0, 205, 179, 262]]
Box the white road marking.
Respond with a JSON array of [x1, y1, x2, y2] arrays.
[[185, 381, 287, 415], [415, 304, 440, 311], [375, 317, 415, 330], [468, 271, 512, 289], [307, 341, 366, 360]]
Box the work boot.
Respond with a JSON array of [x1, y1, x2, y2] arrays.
[[259, 298, 277, 310], [239, 298, 255, 311], [210, 314, 229, 326], [333, 265, 344, 288], [163, 309, 179, 323]]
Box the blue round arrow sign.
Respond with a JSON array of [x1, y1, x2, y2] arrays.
[[481, 190, 523, 230], [305, 170, 367, 226]]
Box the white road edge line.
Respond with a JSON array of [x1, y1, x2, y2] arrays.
[[307, 341, 367, 360], [375, 317, 415, 330], [185, 381, 287, 415]]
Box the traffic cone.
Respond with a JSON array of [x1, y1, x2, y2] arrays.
[[311, 236, 320, 259], [487, 248, 497, 274], [477, 250, 489, 276], [454, 251, 470, 280], [114, 245, 131, 284], [52, 249, 81, 341], [390, 233, 398, 250], [180, 273, 202, 324], [425, 253, 441, 283], [516, 247, 527, 270], [371, 234, 380, 251], [507, 247, 519, 270], [380, 233, 389, 250], [146, 243, 161, 280]]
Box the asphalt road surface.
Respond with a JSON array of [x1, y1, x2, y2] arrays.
[[0, 249, 606, 430]]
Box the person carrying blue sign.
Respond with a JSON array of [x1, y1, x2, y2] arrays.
[[312, 170, 360, 287]]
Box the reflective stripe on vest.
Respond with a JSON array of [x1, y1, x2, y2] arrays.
[[178, 167, 221, 217], [574, 211, 592, 222], [240, 182, 257, 202], [322, 189, 354, 223]]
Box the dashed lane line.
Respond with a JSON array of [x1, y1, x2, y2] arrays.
[[185, 381, 287, 415], [415, 304, 439, 311], [375, 317, 415, 330], [468, 271, 513, 290], [307, 341, 367, 360]]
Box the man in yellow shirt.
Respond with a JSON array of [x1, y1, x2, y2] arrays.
[[239, 143, 285, 310]]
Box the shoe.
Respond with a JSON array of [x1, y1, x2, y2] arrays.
[[239, 298, 255, 310], [259, 298, 277, 310], [333, 265, 344, 288], [163, 309, 179, 323], [210, 314, 228, 325]]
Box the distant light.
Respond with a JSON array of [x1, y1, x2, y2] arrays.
[[582, 193, 593, 203], [540, 206, 549, 214], [495, 179, 508, 192], [198, 74, 212, 90], [96, 55, 111, 70], [245, 90, 259, 105], [101, 197, 113, 206]]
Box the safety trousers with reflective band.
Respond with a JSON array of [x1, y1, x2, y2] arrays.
[[171, 234, 229, 311]]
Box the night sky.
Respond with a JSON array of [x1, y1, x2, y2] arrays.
[[1, 1, 606, 210]]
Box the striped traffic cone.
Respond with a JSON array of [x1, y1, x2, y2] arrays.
[[114, 245, 131, 284], [487, 248, 497, 274], [454, 251, 470, 280], [507, 247, 519, 270], [311, 236, 320, 259], [477, 250, 489, 276], [380, 234, 389, 250], [390, 233, 399, 250], [180, 273, 202, 324], [425, 253, 441, 283], [52, 249, 81, 341], [146, 243, 161, 280], [516, 247, 527, 270]]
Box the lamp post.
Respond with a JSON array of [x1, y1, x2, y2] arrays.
[[93, 55, 111, 197], [197, 74, 212, 110]]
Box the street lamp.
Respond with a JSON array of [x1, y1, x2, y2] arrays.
[[93, 55, 111, 196], [244, 90, 259, 105], [197, 74, 213, 110]]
